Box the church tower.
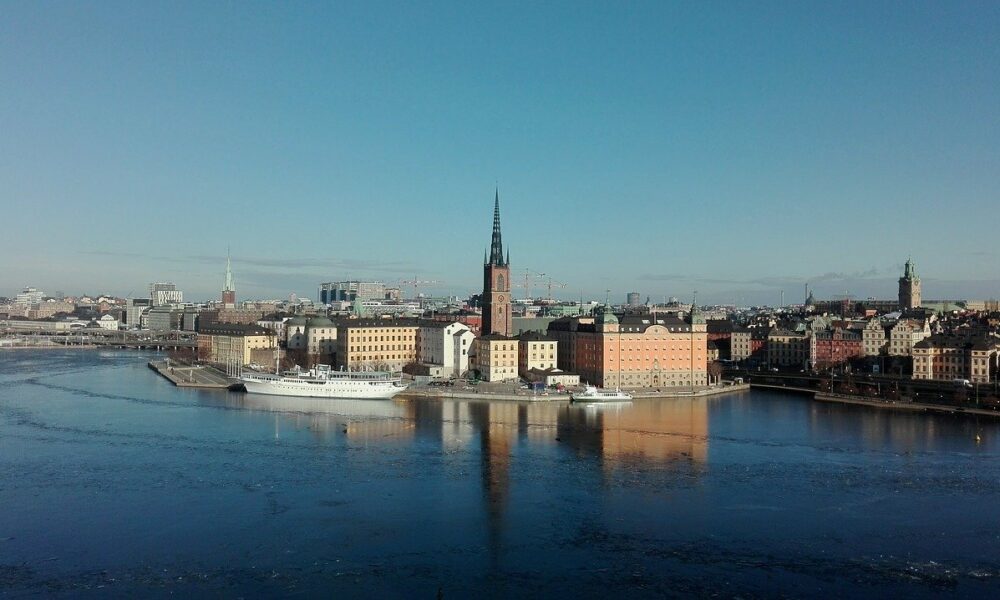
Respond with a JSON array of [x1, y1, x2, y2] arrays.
[[482, 189, 512, 337], [898, 257, 921, 310]]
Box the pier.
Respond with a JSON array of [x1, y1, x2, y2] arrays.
[[148, 360, 231, 389]]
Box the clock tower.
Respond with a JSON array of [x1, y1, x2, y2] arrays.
[[482, 189, 512, 337]]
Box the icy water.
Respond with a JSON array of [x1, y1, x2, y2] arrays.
[[1, 351, 1000, 598]]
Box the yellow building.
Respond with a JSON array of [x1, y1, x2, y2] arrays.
[[335, 318, 419, 372], [471, 334, 519, 382], [515, 331, 557, 376], [197, 323, 276, 368], [912, 333, 1000, 383]]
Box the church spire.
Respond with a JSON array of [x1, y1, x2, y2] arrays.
[[489, 188, 504, 266], [224, 247, 234, 292]]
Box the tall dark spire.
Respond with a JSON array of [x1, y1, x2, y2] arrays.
[[489, 188, 504, 266]]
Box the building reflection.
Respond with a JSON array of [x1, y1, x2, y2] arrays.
[[560, 399, 709, 468], [219, 392, 709, 563]]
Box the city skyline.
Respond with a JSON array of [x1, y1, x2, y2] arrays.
[[2, 3, 999, 302]]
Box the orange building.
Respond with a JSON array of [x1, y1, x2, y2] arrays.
[[548, 307, 708, 389]]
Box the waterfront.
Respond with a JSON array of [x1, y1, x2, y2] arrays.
[[2, 351, 1000, 597]]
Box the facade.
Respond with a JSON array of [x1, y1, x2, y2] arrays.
[[319, 281, 386, 304], [481, 189, 512, 337], [523, 368, 580, 387], [417, 320, 474, 379], [197, 323, 276, 367], [731, 328, 752, 361], [149, 283, 183, 307], [95, 314, 119, 330], [706, 319, 734, 359], [547, 308, 708, 389], [913, 333, 1000, 383], [516, 331, 558, 376], [546, 316, 596, 372], [14, 287, 45, 306], [146, 307, 184, 332], [898, 258, 922, 310], [768, 329, 812, 369], [888, 318, 930, 357], [811, 327, 864, 370], [285, 316, 308, 349], [863, 319, 888, 356], [626, 292, 641, 307], [125, 298, 152, 329], [304, 317, 337, 357], [471, 334, 519, 382], [335, 319, 419, 372]]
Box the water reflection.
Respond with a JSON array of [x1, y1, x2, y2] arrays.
[[562, 399, 709, 468], [219, 393, 712, 468]]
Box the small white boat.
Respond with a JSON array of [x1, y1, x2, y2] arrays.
[[570, 385, 633, 403]]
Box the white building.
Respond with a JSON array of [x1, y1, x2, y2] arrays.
[[95, 314, 120, 330], [14, 287, 44, 306], [417, 321, 474, 379], [305, 317, 337, 357], [888, 318, 931, 357], [285, 316, 308, 349], [149, 283, 183, 307]]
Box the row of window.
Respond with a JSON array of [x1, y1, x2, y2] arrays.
[[349, 344, 414, 352], [353, 334, 415, 342]]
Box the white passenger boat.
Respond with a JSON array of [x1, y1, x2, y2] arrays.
[[570, 385, 633, 403], [240, 364, 408, 399]]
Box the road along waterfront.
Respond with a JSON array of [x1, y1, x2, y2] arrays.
[[2, 350, 1000, 597]]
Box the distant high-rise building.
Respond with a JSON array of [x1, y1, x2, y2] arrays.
[[482, 188, 512, 337], [125, 298, 152, 329], [149, 282, 183, 307], [898, 258, 921, 310], [318, 281, 386, 304], [222, 251, 236, 306], [14, 287, 44, 306], [626, 292, 641, 307]]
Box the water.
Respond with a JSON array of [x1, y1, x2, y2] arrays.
[[1, 350, 999, 598]]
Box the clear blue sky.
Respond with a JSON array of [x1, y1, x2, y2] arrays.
[[2, 1, 998, 304]]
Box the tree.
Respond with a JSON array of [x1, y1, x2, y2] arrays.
[[707, 361, 724, 384]]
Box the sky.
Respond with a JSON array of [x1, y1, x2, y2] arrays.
[[1, 1, 998, 305]]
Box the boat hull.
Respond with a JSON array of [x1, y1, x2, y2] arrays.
[[242, 377, 407, 399]]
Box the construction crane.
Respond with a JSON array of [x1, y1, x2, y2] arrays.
[[542, 276, 567, 302], [510, 268, 548, 301]]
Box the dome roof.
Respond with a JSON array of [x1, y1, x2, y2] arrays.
[[287, 316, 308, 326], [306, 317, 335, 328]]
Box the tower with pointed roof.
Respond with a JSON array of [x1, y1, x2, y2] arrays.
[[898, 257, 921, 310], [222, 249, 236, 306], [482, 188, 512, 337]]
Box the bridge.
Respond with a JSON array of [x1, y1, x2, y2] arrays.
[[1, 331, 197, 350]]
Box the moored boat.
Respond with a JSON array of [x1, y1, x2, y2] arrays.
[[570, 385, 633, 403], [240, 364, 408, 399]]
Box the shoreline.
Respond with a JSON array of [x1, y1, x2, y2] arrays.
[[752, 383, 1000, 419], [401, 383, 750, 403], [0, 344, 100, 350]]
